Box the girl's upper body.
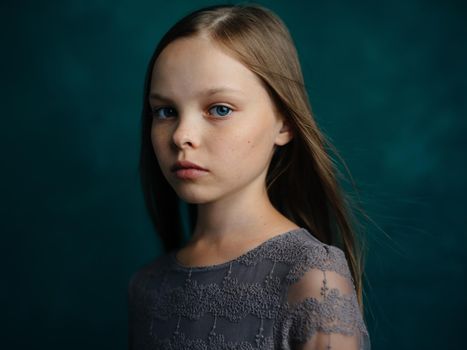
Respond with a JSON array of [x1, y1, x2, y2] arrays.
[[128, 226, 371, 350], [132, 4, 371, 350]]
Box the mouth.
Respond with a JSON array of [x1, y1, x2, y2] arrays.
[[173, 167, 209, 180], [171, 160, 208, 172]]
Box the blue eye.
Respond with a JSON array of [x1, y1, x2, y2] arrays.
[[151, 105, 232, 119], [209, 105, 233, 118], [152, 106, 177, 119]]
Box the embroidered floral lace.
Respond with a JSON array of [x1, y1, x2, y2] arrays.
[[128, 227, 371, 349]]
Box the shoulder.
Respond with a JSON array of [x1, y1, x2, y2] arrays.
[[285, 229, 354, 286], [277, 230, 370, 348], [128, 252, 172, 299]]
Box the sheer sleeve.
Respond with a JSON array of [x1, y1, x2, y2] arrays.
[[281, 243, 371, 350]]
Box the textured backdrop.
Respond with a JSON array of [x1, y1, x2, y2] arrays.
[[2, 0, 466, 349]]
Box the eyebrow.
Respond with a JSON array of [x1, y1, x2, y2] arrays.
[[149, 87, 245, 101]]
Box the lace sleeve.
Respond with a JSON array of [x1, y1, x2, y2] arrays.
[[282, 244, 371, 350]]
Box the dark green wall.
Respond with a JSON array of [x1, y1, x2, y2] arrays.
[[2, 0, 466, 349]]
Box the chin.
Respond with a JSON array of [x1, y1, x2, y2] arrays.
[[173, 187, 215, 204]]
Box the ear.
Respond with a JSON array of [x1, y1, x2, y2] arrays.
[[274, 117, 294, 146]]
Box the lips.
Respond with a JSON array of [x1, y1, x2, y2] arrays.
[[171, 160, 208, 172]]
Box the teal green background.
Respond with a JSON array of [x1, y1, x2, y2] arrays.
[[2, 0, 466, 349]]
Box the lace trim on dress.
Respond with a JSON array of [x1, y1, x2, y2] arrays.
[[145, 261, 284, 322], [151, 330, 275, 350], [279, 287, 368, 341]]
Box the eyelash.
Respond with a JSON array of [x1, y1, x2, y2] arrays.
[[151, 104, 234, 120]]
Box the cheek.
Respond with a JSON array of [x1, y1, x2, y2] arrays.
[[150, 128, 169, 162], [211, 123, 269, 169]]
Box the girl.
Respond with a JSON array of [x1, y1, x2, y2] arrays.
[[128, 3, 371, 350]]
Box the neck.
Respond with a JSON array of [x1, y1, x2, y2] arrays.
[[190, 182, 296, 247]]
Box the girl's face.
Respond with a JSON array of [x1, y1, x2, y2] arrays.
[[149, 34, 292, 204]]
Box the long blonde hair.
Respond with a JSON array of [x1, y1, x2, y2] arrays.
[[139, 3, 369, 314]]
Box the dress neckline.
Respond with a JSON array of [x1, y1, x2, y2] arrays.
[[170, 227, 305, 271]]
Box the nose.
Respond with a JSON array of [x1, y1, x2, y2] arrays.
[[171, 113, 200, 150]]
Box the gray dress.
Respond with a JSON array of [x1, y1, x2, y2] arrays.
[[128, 227, 371, 350]]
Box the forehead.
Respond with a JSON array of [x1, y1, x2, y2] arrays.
[[150, 35, 265, 97]]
